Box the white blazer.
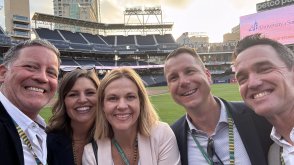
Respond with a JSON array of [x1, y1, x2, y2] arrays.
[[82, 122, 181, 165]]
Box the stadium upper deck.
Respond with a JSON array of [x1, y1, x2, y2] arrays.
[[33, 27, 178, 54]]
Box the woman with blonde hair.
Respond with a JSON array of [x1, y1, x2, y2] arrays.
[[83, 67, 180, 165], [47, 69, 100, 165]]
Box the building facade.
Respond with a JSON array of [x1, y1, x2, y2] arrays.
[[4, 0, 30, 41], [53, 0, 99, 22]]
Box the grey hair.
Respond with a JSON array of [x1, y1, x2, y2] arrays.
[[3, 39, 61, 67]]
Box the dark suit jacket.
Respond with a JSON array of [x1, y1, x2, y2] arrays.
[[47, 131, 75, 165], [171, 98, 273, 165], [0, 102, 24, 165]]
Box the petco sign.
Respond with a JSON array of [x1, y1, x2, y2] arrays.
[[256, 0, 294, 12]]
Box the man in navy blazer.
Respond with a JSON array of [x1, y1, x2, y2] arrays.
[[233, 34, 294, 165], [0, 103, 25, 165], [164, 47, 272, 165], [0, 39, 60, 165]]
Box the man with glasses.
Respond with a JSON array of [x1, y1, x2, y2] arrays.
[[233, 34, 294, 165], [164, 47, 272, 165]]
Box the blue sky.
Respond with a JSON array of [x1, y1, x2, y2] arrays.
[[0, 0, 265, 42]]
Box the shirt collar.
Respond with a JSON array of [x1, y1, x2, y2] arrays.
[[270, 127, 294, 147], [0, 92, 46, 130], [186, 97, 228, 133]]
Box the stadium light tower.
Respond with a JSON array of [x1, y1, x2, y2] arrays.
[[124, 6, 165, 35]]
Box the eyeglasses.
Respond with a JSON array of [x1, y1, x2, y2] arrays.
[[207, 137, 224, 165], [207, 137, 215, 160]]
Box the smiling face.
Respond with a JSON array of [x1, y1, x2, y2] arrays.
[[0, 46, 59, 119], [235, 45, 294, 117], [164, 53, 212, 111], [103, 77, 140, 134], [65, 77, 98, 125]]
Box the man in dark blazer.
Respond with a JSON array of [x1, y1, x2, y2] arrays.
[[233, 34, 294, 165], [0, 39, 60, 165], [164, 47, 272, 165], [0, 103, 24, 165]]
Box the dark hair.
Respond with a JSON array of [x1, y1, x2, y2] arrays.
[[233, 33, 294, 69], [3, 39, 61, 67], [165, 46, 205, 70], [47, 69, 100, 141]]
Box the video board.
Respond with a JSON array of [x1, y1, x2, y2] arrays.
[[240, 5, 294, 45]]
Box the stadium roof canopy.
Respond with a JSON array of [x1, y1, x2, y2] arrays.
[[32, 12, 173, 33]]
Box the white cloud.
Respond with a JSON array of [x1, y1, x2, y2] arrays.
[[30, 0, 53, 16]]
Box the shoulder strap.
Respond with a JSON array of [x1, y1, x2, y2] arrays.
[[91, 140, 98, 165]]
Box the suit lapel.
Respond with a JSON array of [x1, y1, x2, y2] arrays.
[[226, 101, 267, 165], [181, 119, 189, 165], [172, 116, 189, 165], [0, 103, 24, 165], [98, 138, 112, 164], [138, 133, 153, 165]]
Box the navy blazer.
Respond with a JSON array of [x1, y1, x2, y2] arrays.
[[171, 98, 273, 165], [47, 131, 75, 165], [0, 102, 24, 165]]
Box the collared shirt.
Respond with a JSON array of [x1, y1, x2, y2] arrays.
[[186, 98, 251, 165], [0, 92, 47, 165], [270, 127, 294, 165]]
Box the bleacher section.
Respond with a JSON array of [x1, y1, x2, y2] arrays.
[[34, 28, 69, 50], [58, 30, 94, 51], [80, 32, 106, 45], [153, 75, 166, 84], [155, 34, 178, 51], [0, 27, 243, 87], [1, 26, 239, 86], [93, 44, 114, 54], [100, 35, 115, 45], [139, 74, 167, 86], [117, 59, 137, 66], [191, 42, 236, 53], [50, 40, 70, 50], [97, 60, 116, 66], [137, 35, 156, 45], [60, 57, 78, 65], [34, 28, 178, 54], [75, 58, 97, 66], [35, 28, 64, 41], [138, 61, 149, 65], [154, 34, 175, 44], [59, 30, 87, 44], [117, 35, 136, 45], [141, 75, 156, 86], [213, 74, 234, 83]]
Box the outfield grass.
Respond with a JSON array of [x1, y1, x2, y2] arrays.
[[40, 83, 242, 125]]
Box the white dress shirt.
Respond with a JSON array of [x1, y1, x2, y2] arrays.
[[270, 127, 294, 165], [0, 92, 47, 165], [186, 98, 251, 165]]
